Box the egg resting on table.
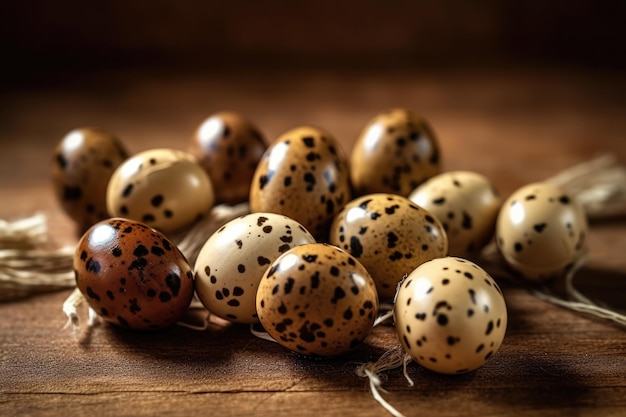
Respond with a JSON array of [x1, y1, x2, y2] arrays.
[[496, 182, 587, 281], [249, 126, 351, 240], [350, 109, 441, 197], [329, 193, 448, 300], [106, 148, 215, 235], [52, 127, 129, 234], [188, 111, 267, 204], [409, 171, 501, 258], [394, 257, 507, 374], [74, 218, 195, 330], [194, 212, 316, 323], [256, 243, 378, 357]]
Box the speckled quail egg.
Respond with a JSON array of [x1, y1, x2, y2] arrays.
[[350, 109, 441, 197], [74, 218, 195, 330], [188, 111, 267, 204], [329, 193, 448, 300], [249, 126, 351, 240], [409, 171, 502, 258], [52, 127, 129, 234], [394, 257, 507, 374], [106, 148, 215, 235], [194, 213, 316, 323], [256, 243, 378, 357], [496, 182, 588, 281]]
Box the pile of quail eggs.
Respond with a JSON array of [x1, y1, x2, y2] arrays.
[[53, 109, 588, 375]]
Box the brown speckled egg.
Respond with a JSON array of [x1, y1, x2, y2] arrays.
[[256, 243, 378, 357], [350, 109, 441, 197], [329, 193, 448, 300], [74, 218, 195, 330], [188, 111, 267, 204], [51, 127, 129, 234], [394, 257, 507, 374], [496, 182, 588, 280], [249, 126, 351, 239], [409, 171, 502, 258], [194, 212, 316, 324], [106, 148, 214, 235]]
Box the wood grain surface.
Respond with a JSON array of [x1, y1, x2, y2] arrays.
[[1, 66, 625, 417]]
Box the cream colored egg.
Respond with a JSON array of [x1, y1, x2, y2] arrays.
[[107, 148, 214, 234], [350, 109, 441, 197], [409, 171, 501, 258], [256, 243, 379, 357], [249, 126, 351, 240], [394, 257, 507, 374], [188, 111, 267, 204], [329, 193, 448, 300], [52, 127, 129, 234], [194, 213, 316, 323], [496, 182, 587, 280]]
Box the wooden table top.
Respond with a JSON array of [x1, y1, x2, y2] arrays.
[[1, 66, 625, 417]]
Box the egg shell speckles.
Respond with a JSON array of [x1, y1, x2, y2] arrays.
[[52, 127, 129, 233], [106, 148, 215, 235], [394, 257, 507, 374], [496, 182, 588, 281], [249, 126, 351, 240], [256, 243, 379, 357], [350, 109, 441, 197], [329, 193, 448, 300], [188, 111, 267, 205], [409, 171, 502, 258], [74, 218, 195, 330], [194, 213, 316, 323]]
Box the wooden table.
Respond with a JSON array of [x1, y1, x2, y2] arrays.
[[1, 66, 625, 416]]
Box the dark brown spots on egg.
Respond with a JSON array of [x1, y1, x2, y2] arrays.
[[559, 195, 570, 204], [387, 232, 398, 248], [343, 307, 353, 320], [303, 172, 316, 191], [331, 286, 346, 304], [514, 242, 523, 252], [142, 214, 155, 223], [129, 298, 141, 314], [303, 254, 318, 263], [86, 286, 100, 301], [237, 264, 246, 273], [151, 195, 164, 207], [112, 247, 122, 257], [534, 223, 547, 233], [63, 185, 82, 201], [151, 245, 165, 256], [415, 312, 426, 321], [263, 225, 273, 233], [302, 137, 315, 148], [165, 272, 181, 296], [122, 184, 134, 198], [485, 320, 494, 335], [86, 258, 101, 274], [350, 236, 364, 258], [461, 211, 473, 230]]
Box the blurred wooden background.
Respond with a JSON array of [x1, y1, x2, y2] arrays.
[[1, 0, 625, 85]]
